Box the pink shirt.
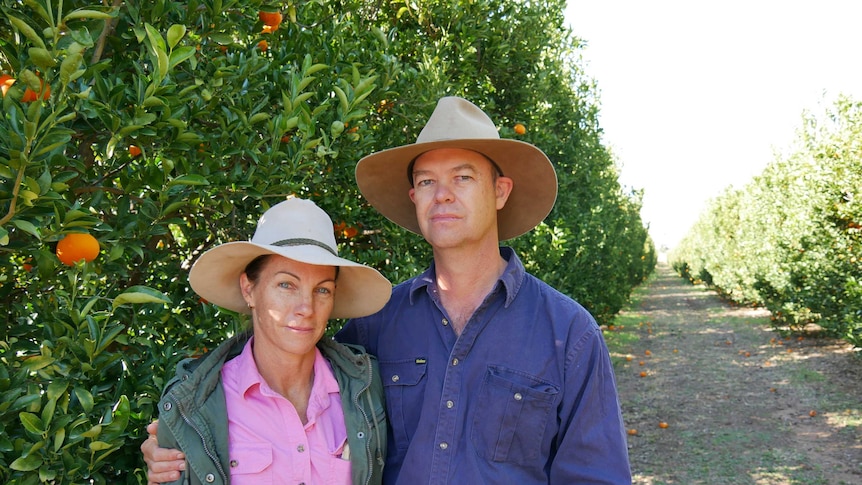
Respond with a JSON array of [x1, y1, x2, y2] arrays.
[[221, 338, 351, 484]]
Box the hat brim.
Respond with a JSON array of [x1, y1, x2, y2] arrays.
[[188, 241, 391, 319], [356, 138, 558, 240]]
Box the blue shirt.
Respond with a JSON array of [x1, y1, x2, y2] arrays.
[[336, 247, 631, 484]]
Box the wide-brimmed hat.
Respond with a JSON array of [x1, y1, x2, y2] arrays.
[[188, 198, 391, 319], [355, 96, 558, 240]]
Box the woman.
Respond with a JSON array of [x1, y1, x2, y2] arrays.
[[155, 197, 391, 485]]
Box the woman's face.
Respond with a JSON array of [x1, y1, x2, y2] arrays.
[[240, 255, 337, 361]]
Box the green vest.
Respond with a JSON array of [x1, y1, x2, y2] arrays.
[[157, 332, 387, 485]]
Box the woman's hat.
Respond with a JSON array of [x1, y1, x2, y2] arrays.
[[188, 198, 391, 319], [355, 96, 558, 240]]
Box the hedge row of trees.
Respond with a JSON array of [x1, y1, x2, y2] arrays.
[[670, 96, 862, 348], [1, 0, 654, 482]]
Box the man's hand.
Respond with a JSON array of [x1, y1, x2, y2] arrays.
[[141, 420, 186, 485]]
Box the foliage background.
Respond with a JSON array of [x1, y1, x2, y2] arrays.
[[670, 96, 862, 349], [1, 0, 654, 482]]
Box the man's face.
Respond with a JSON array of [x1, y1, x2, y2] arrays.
[[408, 148, 512, 249]]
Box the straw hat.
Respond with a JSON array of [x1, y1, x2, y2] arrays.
[[189, 198, 391, 319], [355, 96, 558, 240]]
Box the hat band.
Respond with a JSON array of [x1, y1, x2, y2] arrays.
[[271, 238, 337, 256]]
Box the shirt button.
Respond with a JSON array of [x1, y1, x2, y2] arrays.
[[442, 318, 449, 326], [514, 392, 523, 401], [297, 444, 305, 452], [439, 442, 449, 450], [452, 358, 459, 366], [205, 473, 215, 483], [230, 460, 238, 468], [391, 374, 400, 382], [446, 400, 454, 408]]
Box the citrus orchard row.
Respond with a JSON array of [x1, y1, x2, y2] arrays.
[[670, 97, 862, 349]]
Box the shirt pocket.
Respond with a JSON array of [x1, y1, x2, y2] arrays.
[[228, 442, 273, 485], [380, 359, 427, 454], [471, 365, 559, 465]]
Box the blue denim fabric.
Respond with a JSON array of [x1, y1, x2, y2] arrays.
[[336, 247, 631, 484]]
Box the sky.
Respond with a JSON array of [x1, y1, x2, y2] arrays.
[[563, 1, 862, 250]]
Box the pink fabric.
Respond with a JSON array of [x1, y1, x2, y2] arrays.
[[221, 338, 351, 484]]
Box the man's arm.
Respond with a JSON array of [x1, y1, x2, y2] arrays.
[[141, 420, 187, 485], [552, 327, 632, 484]]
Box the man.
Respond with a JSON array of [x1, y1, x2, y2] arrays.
[[143, 97, 632, 484]]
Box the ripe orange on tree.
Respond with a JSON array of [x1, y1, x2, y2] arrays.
[[129, 145, 142, 157], [257, 40, 268, 52], [56, 233, 100, 265], [513, 123, 526, 135], [21, 74, 50, 102], [1, 74, 14, 97], [258, 10, 283, 29]]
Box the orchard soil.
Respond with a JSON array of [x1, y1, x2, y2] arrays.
[[608, 263, 862, 485]]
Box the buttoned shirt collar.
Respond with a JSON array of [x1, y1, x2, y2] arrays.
[[407, 246, 524, 308]]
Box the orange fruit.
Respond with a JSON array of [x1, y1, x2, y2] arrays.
[[258, 10, 283, 28], [639, 371, 647, 378], [343, 227, 358, 238], [22, 77, 50, 102], [257, 40, 268, 52], [644, 350, 651, 356], [625, 355, 633, 362], [129, 145, 142, 157], [627, 429, 638, 435], [513, 123, 526, 135], [56, 233, 100, 265], [658, 422, 669, 429], [1, 74, 14, 97], [809, 410, 817, 417]]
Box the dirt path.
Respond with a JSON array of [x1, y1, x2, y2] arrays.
[[611, 263, 862, 485]]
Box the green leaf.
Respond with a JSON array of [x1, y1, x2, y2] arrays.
[[112, 285, 172, 309], [89, 440, 112, 451], [53, 427, 66, 452], [11, 219, 41, 239], [10, 453, 43, 472], [8, 15, 46, 50], [22, 355, 54, 371], [169, 46, 196, 70], [47, 381, 68, 402], [74, 387, 94, 413], [167, 174, 210, 187], [20, 412, 45, 434], [167, 24, 187, 49], [64, 9, 117, 21], [29, 47, 57, 69]]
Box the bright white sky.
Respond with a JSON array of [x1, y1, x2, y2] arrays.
[[564, 0, 862, 250]]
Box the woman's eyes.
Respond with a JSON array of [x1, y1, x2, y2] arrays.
[[277, 282, 332, 295]]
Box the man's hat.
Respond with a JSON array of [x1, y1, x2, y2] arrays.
[[189, 198, 391, 319], [355, 96, 558, 240]]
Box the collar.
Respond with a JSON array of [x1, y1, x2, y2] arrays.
[[233, 337, 340, 405], [408, 246, 525, 307]]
